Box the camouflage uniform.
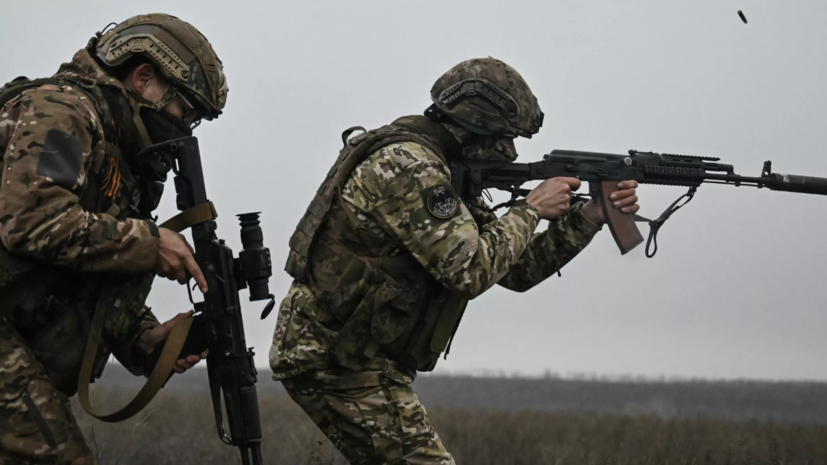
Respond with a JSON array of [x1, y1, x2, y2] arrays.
[[0, 320, 131, 465], [0, 45, 167, 464], [0, 12, 228, 462], [272, 108, 601, 463]]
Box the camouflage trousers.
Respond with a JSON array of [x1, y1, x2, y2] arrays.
[[282, 368, 455, 465], [0, 319, 94, 465]]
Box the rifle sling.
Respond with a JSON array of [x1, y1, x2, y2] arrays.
[[78, 308, 192, 422], [159, 201, 218, 233], [77, 202, 217, 422]]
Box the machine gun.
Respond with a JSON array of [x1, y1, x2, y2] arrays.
[[136, 136, 275, 465], [450, 149, 827, 257]]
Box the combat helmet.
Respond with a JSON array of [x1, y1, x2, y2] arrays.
[[95, 13, 228, 121], [430, 58, 543, 138]]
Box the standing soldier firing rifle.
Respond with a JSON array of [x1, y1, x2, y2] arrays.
[[273, 58, 642, 464]]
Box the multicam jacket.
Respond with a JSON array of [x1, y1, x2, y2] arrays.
[[0, 47, 161, 394], [271, 117, 602, 380]]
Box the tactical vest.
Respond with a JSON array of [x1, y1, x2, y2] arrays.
[[0, 76, 155, 393], [285, 116, 469, 372]]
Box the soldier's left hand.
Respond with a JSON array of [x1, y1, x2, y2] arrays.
[[137, 310, 209, 374], [580, 180, 640, 224]]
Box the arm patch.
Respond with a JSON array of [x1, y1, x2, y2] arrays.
[[36, 128, 83, 190], [421, 184, 461, 220]]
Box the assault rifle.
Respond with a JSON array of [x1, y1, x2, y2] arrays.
[[137, 137, 275, 465], [450, 150, 827, 256]]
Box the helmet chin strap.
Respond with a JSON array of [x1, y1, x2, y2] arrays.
[[127, 92, 155, 149], [127, 81, 181, 149], [150, 85, 178, 111]]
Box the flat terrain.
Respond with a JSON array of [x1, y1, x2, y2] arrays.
[[73, 367, 827, 464]]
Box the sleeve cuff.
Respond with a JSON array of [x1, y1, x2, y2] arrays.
[[568, 202, 603, 235], [508, 199, 541, 231]]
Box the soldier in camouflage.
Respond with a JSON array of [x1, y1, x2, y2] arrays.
[[0, 14, 227, 464], [272, 58, 641, 464]]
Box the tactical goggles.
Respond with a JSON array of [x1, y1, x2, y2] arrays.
[[173, 90, 202, 129], [155, 85, 203, 129]]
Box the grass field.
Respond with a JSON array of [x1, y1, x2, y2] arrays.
[[72, 368, 827, 465]]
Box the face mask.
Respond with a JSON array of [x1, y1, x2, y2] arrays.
[[139, 106, 193, 144], [439, 119, 520, 163], [461, 136, 519, 162], [133, 107, 190, 215]]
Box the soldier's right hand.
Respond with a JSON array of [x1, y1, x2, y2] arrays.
[[155, 228, 209, 293], [525, 177, 582, 220]]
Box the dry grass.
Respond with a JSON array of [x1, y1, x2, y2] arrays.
[[73, 386, 827, 465], [432, 409, 827, 465]]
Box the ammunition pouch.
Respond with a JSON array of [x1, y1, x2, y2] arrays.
[[325, 254, 415, 371], [399, 289, 468, 372], [329, 282, 396, 370], [327, 272, 468, 372]]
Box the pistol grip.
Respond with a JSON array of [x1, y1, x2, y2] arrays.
[[599, 180, 643, 255], [140, 314, 212, 381]]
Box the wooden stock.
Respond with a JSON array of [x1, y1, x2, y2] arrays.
[[599, 181, 644, 254]]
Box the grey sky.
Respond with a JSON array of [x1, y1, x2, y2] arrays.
[[4, 0, 826, 381]]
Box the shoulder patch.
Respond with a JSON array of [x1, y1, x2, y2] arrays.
[[37, 128, 83, 190], [422, 184, 460, 220]]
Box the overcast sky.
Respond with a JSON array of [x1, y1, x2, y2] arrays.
[[4, 0, 826, 381]]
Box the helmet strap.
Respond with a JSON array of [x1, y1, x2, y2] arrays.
[[127, 92, 154, 149], [151, 85, 178, 111]]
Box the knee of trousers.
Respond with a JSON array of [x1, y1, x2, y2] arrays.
[[282, 374, 453, 465], [0, 331, 94, 464]]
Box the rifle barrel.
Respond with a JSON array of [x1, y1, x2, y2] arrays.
[[703, 172, 827, 195]]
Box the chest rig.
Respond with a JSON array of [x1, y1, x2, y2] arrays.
[[285, 116, 470, 372]]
